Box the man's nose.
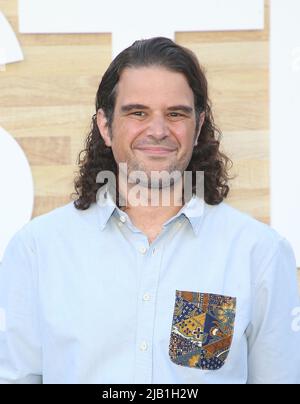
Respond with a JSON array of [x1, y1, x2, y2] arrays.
[[146, 115, 170, 139]]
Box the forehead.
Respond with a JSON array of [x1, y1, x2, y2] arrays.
[[115, 66, 194, 106]]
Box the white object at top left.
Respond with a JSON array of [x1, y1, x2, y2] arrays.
[[0, 11, 24, 66], [0, 127, 34, 262]]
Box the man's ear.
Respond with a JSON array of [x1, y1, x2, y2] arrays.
[[194, 111, 206, 146], [97, 109, 112, 148]]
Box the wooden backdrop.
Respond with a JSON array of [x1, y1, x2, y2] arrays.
[[0, 1, 299, 284]]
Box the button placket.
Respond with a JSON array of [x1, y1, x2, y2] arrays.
[[133, 238, 164, 384], [133, 220, 185, 383]]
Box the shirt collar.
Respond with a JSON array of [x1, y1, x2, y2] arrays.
[[163, 193, 205, 236], [96, 184, 118, 231], [96, 184, 205, 236]]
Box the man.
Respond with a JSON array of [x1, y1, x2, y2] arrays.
[[0, 37, 299, 384]]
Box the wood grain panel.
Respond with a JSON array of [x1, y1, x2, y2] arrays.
[[3, 45, 110, 77], [31, 165, 75, 196], [1, 75, 102, 107], [17, 136, 71, 165], [228, 188, 270, 224], [221, 131, 268, 160], [0, 105, 94, 139]]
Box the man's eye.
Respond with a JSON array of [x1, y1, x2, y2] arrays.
[[169, 112, 184, 118], [131, 111, 145, 117]]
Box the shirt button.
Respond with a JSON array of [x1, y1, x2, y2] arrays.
[[139, 246, 148, 255], [120, 216, 127, 223], [143, 293, 151, 302], [140, 341, 148, 351]]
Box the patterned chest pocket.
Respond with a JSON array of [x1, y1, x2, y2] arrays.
[[169, 291, 236, 370]]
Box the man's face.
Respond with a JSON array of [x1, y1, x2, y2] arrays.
[[98, 66, 204, 186]]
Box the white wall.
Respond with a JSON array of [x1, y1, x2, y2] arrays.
[[19, 0, 264, 57], [0, 11, 23, 69], [270, 0, 300, 266], [0, 128, 34, 261]]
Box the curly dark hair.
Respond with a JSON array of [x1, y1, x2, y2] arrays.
[[73, 37, 233, 210]]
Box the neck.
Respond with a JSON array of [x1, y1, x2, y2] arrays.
[[117, 176, 185, 226]]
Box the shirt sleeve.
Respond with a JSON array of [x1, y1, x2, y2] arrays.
[[0, 228, 42, 384], [246, 237, 300, 384]]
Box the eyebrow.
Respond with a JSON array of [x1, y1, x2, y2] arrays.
[[120, 104, 194, 115], [120, 104, 149, 113]]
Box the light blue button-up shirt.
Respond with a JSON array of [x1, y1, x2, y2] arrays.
[[0, 185, 299, 384]]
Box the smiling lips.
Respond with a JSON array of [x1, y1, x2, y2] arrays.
[[135, 146, 177, 155]]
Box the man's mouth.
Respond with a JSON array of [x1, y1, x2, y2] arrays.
[[135, 147, 177, 155]]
